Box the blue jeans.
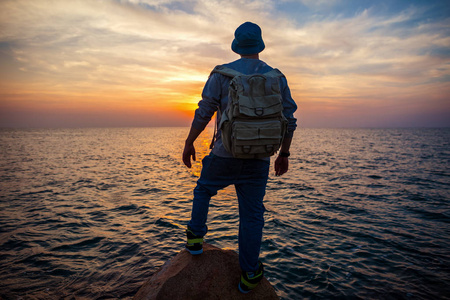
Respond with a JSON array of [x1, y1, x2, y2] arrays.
[[188, 153, 270, 272]]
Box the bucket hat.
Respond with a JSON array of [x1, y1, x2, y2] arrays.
[[231, 22, 265, 55]]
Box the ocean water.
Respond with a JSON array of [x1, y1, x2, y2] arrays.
[[0, 127, 449, 300]]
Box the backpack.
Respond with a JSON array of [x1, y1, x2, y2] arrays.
[[211, 65, 288, 159]]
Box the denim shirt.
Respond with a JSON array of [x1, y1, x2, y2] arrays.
[[192, 58, 298, 158]]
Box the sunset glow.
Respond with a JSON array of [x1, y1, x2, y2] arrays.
[[0, 0, 449, 128]]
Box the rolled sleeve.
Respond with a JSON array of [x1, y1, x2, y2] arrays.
[[280, 77, 298, 138]]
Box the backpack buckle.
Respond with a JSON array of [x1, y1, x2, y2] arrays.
[[255, 107, 264, 116], [242, 145, 251, 154]]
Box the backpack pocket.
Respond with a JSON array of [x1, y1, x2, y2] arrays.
[[231, 119, 284, 158]]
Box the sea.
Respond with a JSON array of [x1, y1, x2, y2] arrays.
[[0, 127, 449, 300]]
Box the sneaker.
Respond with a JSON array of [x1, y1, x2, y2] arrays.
[[185, 227, 203, 255], [238, 261, 264, 293]]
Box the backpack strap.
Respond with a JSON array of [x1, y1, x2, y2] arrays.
[[209, 65, 239, 150], [213, 65, 284, 79], [262, 68, 285, 95], [263, 68, 284, 78], [211, 65, 243, 78], [209, 111, 218, 150], [212, 66, 285, 100]]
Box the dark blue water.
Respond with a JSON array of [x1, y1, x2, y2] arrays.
[[0, 128, 449, 299]]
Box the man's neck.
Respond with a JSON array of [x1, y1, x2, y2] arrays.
[[240, 54, 259, 59]]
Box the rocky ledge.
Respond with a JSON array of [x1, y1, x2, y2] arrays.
[[134, 243, 279, 300]]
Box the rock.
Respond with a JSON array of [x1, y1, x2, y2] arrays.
[[134, 243, 279, 300]]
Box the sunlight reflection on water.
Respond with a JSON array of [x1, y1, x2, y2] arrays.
[[190, 130, 212, 178]]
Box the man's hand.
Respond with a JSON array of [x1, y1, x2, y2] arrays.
[[182, 127, 202, 168], [183, 143, 196, 168], [274, 155, 289, 176]]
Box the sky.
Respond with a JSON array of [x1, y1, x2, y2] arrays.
[[0, 0, 449, 128]]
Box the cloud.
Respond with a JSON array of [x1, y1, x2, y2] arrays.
[[0, 0, 449, 127], [264, 5, 449, 99]]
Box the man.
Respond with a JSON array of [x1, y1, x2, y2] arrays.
[[182, 21, 297, 293]]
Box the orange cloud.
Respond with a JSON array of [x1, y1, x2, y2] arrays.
[[0, 0, 449, 128]]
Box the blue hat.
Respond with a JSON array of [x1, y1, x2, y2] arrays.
[[231, 22, 265, 55]]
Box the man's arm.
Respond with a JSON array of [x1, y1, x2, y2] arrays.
[[182, 126, 203, 168], [274, 136, 292, 176], [183, 71, 223, 168], [275, 75, 297, 176]]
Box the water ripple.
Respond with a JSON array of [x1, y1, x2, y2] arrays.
[[0, 128, 449, 299]]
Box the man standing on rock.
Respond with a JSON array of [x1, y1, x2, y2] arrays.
[[182, 21, 297, 293]]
